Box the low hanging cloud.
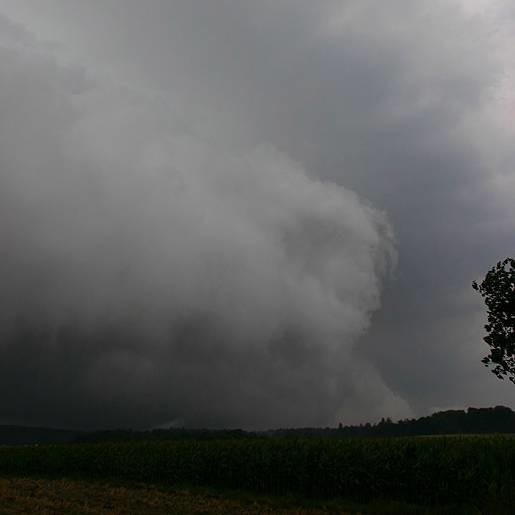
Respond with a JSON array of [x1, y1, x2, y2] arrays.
[[0, 16, 404, 429], [2, 0, 515, 428]]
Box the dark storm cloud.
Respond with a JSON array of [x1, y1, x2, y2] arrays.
[[0, 0, 514, 428], [0, 12, 401, 428]]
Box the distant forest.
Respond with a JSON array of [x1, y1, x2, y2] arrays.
[[2, 406, 515, 445], [272, 406, 515, 438]]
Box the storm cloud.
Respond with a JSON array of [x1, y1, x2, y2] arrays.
[[0, 1, 514, 428]]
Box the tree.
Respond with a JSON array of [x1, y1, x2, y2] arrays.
[[473, 258, 515, 382]]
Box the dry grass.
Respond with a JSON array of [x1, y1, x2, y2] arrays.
[[0, 477, 482, 514], [0, 477, 348, 514]]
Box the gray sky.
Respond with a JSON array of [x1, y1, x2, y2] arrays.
[[0, 0, 514, 429]]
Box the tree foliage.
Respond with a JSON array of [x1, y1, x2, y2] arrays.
[[473, 258, 515, 382]]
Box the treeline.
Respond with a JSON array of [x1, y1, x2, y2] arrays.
[[76, 428, 253, 443], [0, 426, 82, 445], [2, 406, 515, 445], [348, 405, 515, 437], [270, 405, 515, 438], [78, 405, 515, 443]]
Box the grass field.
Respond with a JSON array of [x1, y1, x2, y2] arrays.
[[0, 436, 514, 513], [0, 477, 330, 514], [0, 477, 484, 514]]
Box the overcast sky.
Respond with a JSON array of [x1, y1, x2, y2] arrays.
[[0, 1, 514, 429]]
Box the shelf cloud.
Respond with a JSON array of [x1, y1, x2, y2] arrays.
[[0, 0, 514, 428], [0, 14, 401, 428]]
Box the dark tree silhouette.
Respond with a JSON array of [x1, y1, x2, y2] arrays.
[[473, 258, 515, 382]]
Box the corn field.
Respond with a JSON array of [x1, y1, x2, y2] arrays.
[[0, 436, 514, 507]]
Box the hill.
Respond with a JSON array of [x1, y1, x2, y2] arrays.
[[271, 405, 515, 438], [0, 426, 82, 445], [1, 406, 515, 445]]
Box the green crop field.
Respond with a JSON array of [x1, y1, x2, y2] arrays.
[[0, 435, 514, 513]]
